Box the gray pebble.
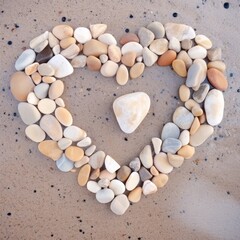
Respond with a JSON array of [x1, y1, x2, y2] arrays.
[[162, 138, 182, 154], [161, 122, 180, 140], [193, 83, 210, 103], [139, 167, 152, 182], [129, 157, 141, 172]]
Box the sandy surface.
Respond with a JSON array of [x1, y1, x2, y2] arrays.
[[1, 0, 240, 239]]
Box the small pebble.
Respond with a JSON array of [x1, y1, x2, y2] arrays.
[[162, 138, 182, 154], [56, 154, 74, 172], [121, 42, 143, 57], [38, 98, 56, 114], [99, 169, 116, 181], [188, 45, 207, 59], [128, 187, 142, 203], [52, 25, 73, 40], [119, 33, 139, 45], [98, 33, 117, 45], [55, 107, 73, 126], [161, 122, 180, 141], [74, 27, 92, 44], [157, 50, 176, 66], [207, 68, 228, 91], [77, 137, 92, 148], [172, 59, 187, 77], [27, 92, 39, 105], [110, 194, 130, 215], [139, 167, 152, 182], [63, 125, 87, 141], [38, 140, 63, 160], [149, 38, 168, 55], [207, 47, 222, 61], [58, 138, 72, 150], [177, 145, 195, 159], [116, 64, 129, 85], [96, 188, 114, 204], [130, 62, 145, 79], [83, 39, 108, 56], [151, 137, 162, 155], [85, 145, 96, 156], [139, 145, 153, 169], [152, 174, 168, 188], [48, 80, 64, 100], [154, 152, 173, 174], [109, 179, 126, 195], [179, 84, 191, 102], [138, 27, 154, 47], [193, 83, 210, 103], [89, 23, 107, 38], [173, 106, 194, 130], [89, 151, 105, 169], [129, 157, 141, 172], [167, 153, 184, 168], [34, 83, 49, 99], [87, 55, 101, 71], [98, 178, 110, 188], [147, 21, 165, 38], [105, 155, 120, 173], [125, 172, 140, 191], [100, 60, 118, 77], [179, 130, 190, 146], [74, 156, 89, 169], [78, 164, 91, 186], [195, 34, 212, 49], [142, 180, 157, 196], [65, 146, 84, 162], [87, 181, 101, 193]]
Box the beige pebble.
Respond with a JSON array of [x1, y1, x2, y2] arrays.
[[149, 38, 168, 55], [190, 117, 200, 135], [30, 31, 49, 49], [105, 155, 120, 173], [38, 63, 55, 76], [207, 61, 226, 73], [177, 50, 192, 69], [172, 59, 187, 77], [98, 178, 110, 188], [150, 166, 159, 176], [116, 64, 129, 86], [60, 37, 76, 49], [99, 54, 108, 63], [34, 83, 49, 99], [147, 21, 165, 38], [110, 194, 130, 215], [63, 125, 86, 142], [38, 140, 63, 160], [143, 47, 158, 67], [77, 164, 91, 187], [199, 113, 206, 124], [89, 23, 107, 38], [126, 172, 140, 191], [179, 84, 190, 102], [167, 153, 184, 168], [128, 187, 142, 203], [130, 62, 145, 79], [85, 145, 96, 156], [173, 106, 194, 130], [99, 169, 116, 181], [18, 102, 41, 125], [48, 32, 59, 48], [27, 92, 39, 105], [65, 146, 84, 162], [151, 137, 162, 155], [38, 98, 56, 114], [75, 156, 89, 169], [192, 106, 203, 117], [181, 39, 193, 50], [117, 166, 131, 182], [98, 33, 117, 45], [108, 45, 121, 62], [48, 80, 64, 100], [120, 33, 139, 45], [121, 42, 143, 57], [109, 179, 126, 195], [55, 98, 65, 107], [179, 130, 190, 146], [77, 137, 92, 148], [177, 145, 195, 159], [152, 174, 168, 188], [100, 60, 118, 77], [139, 145, 153, 169], [121, 51, 136, 67], [154, 152, 173, 174], [57, 138, 72, 150], [89, 168, 100, 180], [31, 72, 41, 85], [87, 180, 101, 193], [25, 62, 39, 75], [71, 55, 87, 68], [185, 99, 200, 111], [96, 188, 114, 204], [25, 124, 46, 143], [83, 39, 108, 56], [188, 45, 207, 59], [52, 25, 73, 40], [55, 107, 73, 126], [195, 35, 212, 49], [15, 49, 36, 71], [142, 180, 157, 196], [86, 56, 101, 71], [42, 76, 56, 84], [89, 151, 105, 169], [168, 37, 181, 52], [52, 45, 61, 55], [60, 43, 80, 59], [138, 27, 154, 47]]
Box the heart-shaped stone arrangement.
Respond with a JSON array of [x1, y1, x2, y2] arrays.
[[10, 22, 228, 215]]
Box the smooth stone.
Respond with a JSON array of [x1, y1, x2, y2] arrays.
[[152, 174, 169, 188], [60, 43, 80, 59], [142, 47, 158, 67], [188, 45, 207, 59], [48, 80, 64, 100], [181, 39, 193, 50], [55, 107, 73, 126], [57, 138, 72, 150], [173, 106, 194, 130], [150, 166, 159, 176], [190, 124, 214, 147], [129, 157, 141, 172], [27, 92, 39, 105], [207, 47, 222, 61], [125, 172, 140, 191], [90, 168, 100, 180], [78, 164, 91, 186], [139, 145, 153, 169], [172, 59, 187, 77], [116, 64, 129, 86], [89, 151, 105, 169], [142, 180, 157, 196], [113, 92, 150, 134], [63, 126, 86, 142], [157, 50, 176, 66], [154, 152, 173, 174], [139, 167, 152, 182], [15, 49, 36, 71], [98, 33, 117, 45], [108, 45, 121, 62], [74, 156, 89, 169], [85, 145, 96, 156], [98, 178, 110, 188], [207, 68, 228, 91], [25, 62, 39, 75], [25, 124, 46, 143], [42, 76, 56, 84], [99, 169, 116, 181], [89, 23, 107, 38], [169, 37, 181, 52], [147, 21, 165, 38], [185, 99, 201, 111], [31, 72, 41, 85], [77, 137, 92, 148], [48, 54, 73, 78], [177, 50, 193, 69], [52, 25, 73, 40], [128, 187, 142, 203], [87, 56, 101, 71], [52, 44, 60, 55], [71, 55, 87, 68], [167, 153, 184, 168], [48, 32, 59, 48], [177, 145, 195, 159], [109, 179, 126, 195], [117, 166, 131, 182], [195, 34, 212, 49], [40, 115, 63, 141], [165, 22, 196, 41], [179, 130, 190, 146], [105, 155, 120, 173], [149, 38, 168, 55], [38, 140, 63, 160], [55, 98, 65, 107], [87, 181, 101, 193], [207, 61, 226, 73], [193, 83, 210, 103], [204, 89, 224, 126], [96, 188, 114, 204], [18, 102, 41, 125], [161, 122, 180, 141], [190, 117, 200, 135], [38, 98, 56, 114], [138, 27, 154, 47], [30, 31, 49, 49], [119, 33, 139, 45], [121, 42, 143, 57], [33, 40, 48, 53], [60, 37, 76, 49], [121, 51, 136, 67], [99, 54, 108, 63], [179, 84, 190, 102], [83, 39, 108, 56], [130, 62, 145, 79], [34, 83, 49, 99], [10, 72, 35, 101], [151, 137, 162, 154], [56, 154, 74, 172], [162, 138, 182, 154], [74, 27, 92, 44], [110, 194, 130, 215], [100, 60, 118, 77], [65, 146, 84, 162]]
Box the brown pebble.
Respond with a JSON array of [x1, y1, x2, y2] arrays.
[[130, 62, 145, 79], [121, 52, 136, 67], [31, 72, 41, 85], [120, 33, 139, 45], [207, 68, 228, 91], [199, 113, 206, 124], [157, 50, 177, 66], [38, 140, 63, 161], [78, 164, 91, 186], [65, 146, 84, 162], [177, 145, 195, 159], [36, 45, 53, 64], [52, 25, 73, 40], [60, 37, 76, 49], [152, 174, 168, 188], [25, 62, 39, 75], [117, 166, 131, 182], [172, 59, 187, 77], [86, 56, 102, 71], [128, 187, 142, 203]]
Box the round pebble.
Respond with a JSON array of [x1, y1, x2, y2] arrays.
[[110, 194, 130, 215], [96, 188, 114, 204], [25, 124, 46, 142]]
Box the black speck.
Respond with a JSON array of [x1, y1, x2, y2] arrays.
[[51, 234, 54, 237], [1, 10, 4, 13], [227, 191, 230, 195], [86, 88, 91, 91], [83, 199, 86, 202], [13, 112, 17, 117], [33, 190, 37, 193], [172, 12, 178, 17], [7, 212, 11, 216], [125, 28, 130, 33], [214, 137, 217, 141], [33, 19, 37, 22], [7, 40, 12, 45], [237, 89, 240, 93], [205, 158, 208, 161], [124, 137, 128, 141], [14, 23, 19, 28], [105, 117, 109, 121], [223, 2, 229, 9], [2, 87, 5, 92], [152, 112, 155, 116], [129, 14, 133, 18], [168, 215, 170, 218], [230, 73, 233, 77], [51, 185, 54, 188], [61, 16, 66, 22], [113, 93, 116, 96]]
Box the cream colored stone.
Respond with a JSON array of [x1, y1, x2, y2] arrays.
[[167, 153, 184, 168], [78, 164, 91, 186], [55, 107, 73, 126], [151, 137, 162, 155], [100, 60, 118, 77], [65, 146, 84, 162], [57, 138, 72, 150], [25, 62, 39, 75], [154, 152, 173, 174], [128, 187, 142, 203], [125, 172, 140, 191], [38, 140, 63, 160], [142, 180, 157, 196], [149, 38, 168, 55], [18, 102, 41, 125], [52, 25, 73, 40], [90, 23, 107, 38], [179, 84, 190, 102], [63, 126, 87, 142], [105, 155, 120, 173], [152, 174, 168, 188], [38, 98, 56, 114], [25, 124, 46, 143], [130, 62, 145, 79], [116, 64, 129, 86]]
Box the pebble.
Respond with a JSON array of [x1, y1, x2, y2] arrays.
[[108, 45, 121, 63], [15, 49, 36, 71], [161, 122, 180, 141], [207, 68, 228, 91], [89, 151, 105, 169], [38, 98, 56, 114], [42, 76, 56, 84], [36, 45, 53, 63], [130, 62, 145, 79], [86, 55, 101, 71], [154, 152, 173, 174], [48, 80, 64, 100], [177, 145, 195, 159], [185, 99, 200, 111], [63, 126, 86, 142], [90, 168, 100, 180], [173, 106, 194, 129], [48, 32, 59, 48], [169, 37, 181, 52], [99, 169, 116, 181], [181, 39, 193, 50], [60, 43, 80, 59], [30, 31, 49, 49], [99, 54, 108, 64], [152, 174, 168, 188], [96, 188, 114, 204], [143, 47, 158, 67], [116, 64, 129, 85], [190, 117, 200, 135], [138, 27, 154, 47], [77, 137, 92, 148], [165, 22, 196, 41], [150, 166, 159, 176], [195, 34, 212, 49], [83, 39, 108, 56], [188, 45, 207, 59], [52, 25, 73, 40], [105, 155, 120, 173], [34, 83, 49, 99], [85, 145, 96, 156], [98, 33, 117, 45], [71, 55, 87, 68], [10, 72, 35, 101], [139, 145, 153, 169], [179, 84, 191, 102], [151, 138, 162, 154], [31, 72, 41, 85], [55, 98, 65, 107], [129, 157, 141, 172], [57, 138, 72, 150], [204, 89, 224, 126], [65, 146, 84, 162], [74, 156, 89, 169], [121, 52, 136, 67], [48, 54, 74, 78], [74, 27, 92, 44], [38, 140, 63, 160], [193, 83, 210, 103], [149, 38, 168, 55], [109, 179, 126, 195], [177, 50, 192, 69], [27, 92, 39, 105], [78, 164, 91, 186], [40, 115, 63, 141], [207, 47, 222, 61], [119, 33, 139, 45], [142, 180, 157, 196], [162, 138, 182, 154], [60, 37, 76, 49], [87, 181, 101, 193], [55, 107, 73, 126], [157, 50, 176, 66], [139, 167, 152, 182], [100, 60, 118, 77], [207, 61, 226, 73], [117, 166, 131, 182], [110, 194, 130, 215], [18, 102, 41, 125], [52, 45, 60, 55], [113, 92, 150, 134], [125, 172, 140, 191], [179, 130, 190, 146], [56, 154, 74, 172], [89, 23, 107, 38], [25, 124, 46, 143], [121, 42, 143, 57], [147, 21, 165, 38], [199, 113, 206, 124], [128, 187, 142, 203], [172, 59, 187, 77], [167, 153, 184, 168], [98, 178, 110, 188], [34, 40, 48, 53], [25, 62, 39, 75]]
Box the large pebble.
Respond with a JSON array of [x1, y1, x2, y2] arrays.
[[139, 145, 153, 169], [105, 155, 120, 173], [161, 122, 180, 140], [121, 42, 143, 57], [89, 23, 107, 38], [96, 188, 114, 204], [204, 89, 224, 126], [207, 68, 228, 91], [109, 179, 126, 195], [154, 152, 173, 174], [193, 83, 210, 103], [110, 194, 130, 215], [38, 98, 56, 114], [173, 106, 194, 129], [142, 180, 157, 196], [55, 107, 73, 126], [138, 27, 154, 47], [143, 47, 158, 67], [128, 187, 142, 203], [147, 21, 165, 38], [117, 166, 131, 182], [15, 49, 36, 71], [78, 164, 91, 186], [25, 124, 46, 142], [18, 102, 41, 125], [149, 39, 168, 55], [48, 80, 64, 100], [152, 174, 168, 188], [83, 39, 108, 56], [38, 140, 63, 160], [63, 126, 86, 141], [52, 25, 73, 40], [162, 138, 182, 154], [100, 60, 118, 77], [125, 172, 140, 191], [151, 138, 162, 154], [186, 62, 206, 88], [89, 151, 105, 169], [87, 181, 101, 193], [74, 27, 92, 44], [56, 154, 74, 172], [188, 45, 207, 59]]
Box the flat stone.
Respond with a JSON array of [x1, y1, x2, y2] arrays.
[[119, 33, 139, 45], [96, 188, 114, 204], [55, 98, 65, 107], [100, 60, 118, 77], [142, 47, 158, 67], [34, 83, 49, 99], [34, 40, 48, 53], [207, 61, 226, 73], [87, 181, 101, 193], [89, 151, 105, 169], [193, 83, 210, 103], [60, 37, 76, 49], [116, 64, 129, 86], [181, 39, 193, 50], [99, 54, 108, 63], [154, 152, 173, 174], [149, 38, 168, 55], [57, 138, 72, 150], [128, 187, 142, 204], [83, 39, 108, 56], [110, 194, 130, 215], [113, 92, 150, 134], [109, 179, 126, 195], [129, 157, 141, 172], [63, 126, 86, 141], [121, 52, 136, 67], [48, 32, 59, 48], [65, 146, 84, 162], [177, 50, 193, 69], [179, 84, 190, 102], [30, 31, 49, 49], [77, 137, 92, 148], [89, 23, 107, 38], [99, 169, 116, 181], [204, 89, 224, 126], [151, 137, 162, 155], [190, 117, 200, 135], [172, 59, 187, 77], [121, 42, 143, 57], [85, 145, 96, 156], [157, 50, 177, 66], [71, 55, 87, 68], [179, 130, 190, 146], [188, 45, 207, 59], [161, 122, 180, 141], [98, 178, 110, 188], [78, 164, 91, 187], [27, 92, 39, 106], [147, 21, 165, 38], [173, 106, 194, 130], [139, 145, 153, 169], [56, 154, 74, 172], [125, 172, 140, 191], [207, 68, 228, 91], [98, 33, 117, 45], [195, 34, 212, 49], [108, 45, 121, 63], [25, 62, 39, 75], [25, 124, 46, 143], [31, 72, 41, 85], [10, 72, 35, 101], [55, 107, 73, 126], [74, 27, 92, 44], [150, 166, 159, 176], [15, 49, 36, 71], [38, 98, 56, 114], [138, 27, 154, 47], [117, 166, 131, 182], [162, 138, 182, 154], [40, 114, 63, 141], [152, 174, 168, 188], [207, 47, 222, 61], [52, 25, 73, 40], [177, 145, 195, 159], [42, 76, 56, 84], [18, 102, 41, 125], [142, 180, 157, 196], [139, 167, 152, 182], [60, 43, 80, 59], [130, 62, 145, 79], [169, 37, 181, 52], [167, 153, 184, 168], [105, 155, 120, 173], [74, 156, 89, 169], [38, 140, 63, 160], [48, 80, 64, 100]]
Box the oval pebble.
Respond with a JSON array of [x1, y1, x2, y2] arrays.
[[74, 27, 92, 44], [121, 42, 143, 57], [38, 140, 63, 160], [110, 194, 130, 215], [179, 130, 190, 146], [116, 64, 129, 86], [96, 188, 114, 204], [139, 145, 153, 169], [179, 84, 190, 102], [98, 33, 117, 45], [78, 164, 91, 186], [15, 49, 36, 71], [161, 122, 180, 141], [56, 154, 74, 172], [89, 151, 105, 169], [48, 80, 64, 100], [154, 152, 173, 174], [25, 124, 46, 142], [105, 155, 120, 173], [162, 138, 182, 154], [207, 68, 228, 91], [87, 181, 101, 193], [125, 172, 140, 191], [149, 38, 168, 55], [152, 174, 169, 188], [130, 62, 145, 79], [188, 45, 207, 59], [52, 25, 73, 40], [109, 179, 126, 195], [177, 145, 195, 159], [58, 138, 72, 150], [38, 98, 56, 114], [55, 107, 73, 126], [173, 106, 194, 130], [27, 92, 39, 105], [34, 83, 49, 99], [157, 50, 177, 66], [18, 102, 41, 125], [63, 125, 87, 142], [172, 59, 187, 77], [142, 180, 157, 196], [38, 63, 55, 76], [128, 187, 142, 203], [65, 146, 84, 162], [100, 60, 118, 77]]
